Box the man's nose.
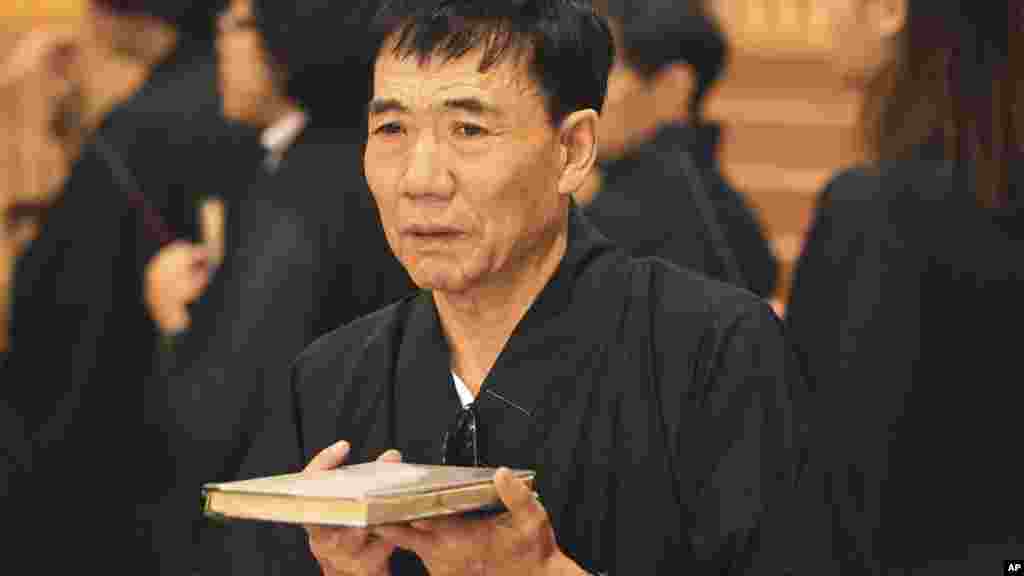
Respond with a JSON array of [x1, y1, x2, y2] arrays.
[[401, 130, 454, 200]]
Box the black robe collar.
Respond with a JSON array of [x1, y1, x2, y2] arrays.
[[391, 206, 621, 467]]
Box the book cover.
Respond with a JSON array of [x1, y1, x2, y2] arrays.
[[202, 462, 535, 527]]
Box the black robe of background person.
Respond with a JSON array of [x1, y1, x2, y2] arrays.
[[0, 138, 163, 571], [784, 160, 1024, 574], [143, 123, 415, 576], [0, 32, 261, 575], [99, 39, 264, 240], [218, 206, 803, 575], [583, 122, 778, 299]]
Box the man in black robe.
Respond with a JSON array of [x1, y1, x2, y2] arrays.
[[88, 0, 263, 239], [228, 2, 801, 574], [3, 106, 170, 573], [152, 1, 414, 573], [580, 0, 777, 299], [2, 6, 246, 572], [786, 161, 1024, 573]]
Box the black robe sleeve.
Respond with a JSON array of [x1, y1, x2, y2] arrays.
[[1, 141, 165, 570], [197, 355, 321, 576], [642, 264, 804, 575], [783, 168, 925, 572], [673, 304, 799, 573], [708, 171, 779, 298]]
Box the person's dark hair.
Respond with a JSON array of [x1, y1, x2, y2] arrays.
[[863, 0, 1021, 208], [92, 0, 225, 44], [371, 0, 615, 127], [596, 0, 727, 123], [252, 0, 381, 129]]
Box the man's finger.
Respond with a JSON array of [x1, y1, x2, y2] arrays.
[[494, 468, 543, 526], [304, 440, 350, 472], [376, 449, 402, 463], [373, 523, 434, 555], [409, 519, 434, 531], [199, 197, 225, 268], [360, 535, 399, 569], [334, 527, 374, 555], [307, 525, 371, 556], [408, 515, 465, 533], [160, 305, 190, 335]]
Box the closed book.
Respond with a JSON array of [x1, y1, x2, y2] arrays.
[[202, 462, 535, 527]]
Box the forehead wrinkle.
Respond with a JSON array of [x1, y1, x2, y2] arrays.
[[375, 50, 547, 122]]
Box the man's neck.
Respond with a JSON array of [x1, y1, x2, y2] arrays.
[[138, 23, 178, 70], [434, 220, 569, 396], [77, 17, 169, 134]]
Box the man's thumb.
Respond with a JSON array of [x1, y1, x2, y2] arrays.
[[376, 449, 402, 463]]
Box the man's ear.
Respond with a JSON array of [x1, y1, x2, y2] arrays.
[[556, 108, 599, 198]]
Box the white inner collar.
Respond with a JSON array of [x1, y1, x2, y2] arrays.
[[451, 372, 475, 408], [260, 109, 308, 168]]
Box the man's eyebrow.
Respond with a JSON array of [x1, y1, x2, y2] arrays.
[[367, 98, 409, 116], [442, 97, 503, 117]]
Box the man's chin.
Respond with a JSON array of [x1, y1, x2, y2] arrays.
[[407, 264, 476, 296], [413, 275, 469, 295], [220, 96, 259, 127]]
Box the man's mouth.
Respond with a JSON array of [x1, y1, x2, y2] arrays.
[[403, 224, 464, 238]]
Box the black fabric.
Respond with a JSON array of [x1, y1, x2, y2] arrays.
[[224, 207, 801, 574], [100, 43, 264, 240], [785, 160, 1024, 574], [441, 404, 480, 466], [1, 140, 163, 571], [146, 124, 414, 576], [584, 122, 778, 298], [1, 40, 262, 575]]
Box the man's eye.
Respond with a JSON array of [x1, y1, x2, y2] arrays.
[[374, 122, 404, 136], [453, 123, 488, 138]]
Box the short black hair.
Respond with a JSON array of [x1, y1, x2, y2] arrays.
[[252, 0, 380, 129], [371, 0, 615, 127], [600, 0, 727, 121]]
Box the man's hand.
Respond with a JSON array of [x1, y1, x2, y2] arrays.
[[144, 241, 212, 335], [304, 441, 402, 576], [374, 468, 586, 576]]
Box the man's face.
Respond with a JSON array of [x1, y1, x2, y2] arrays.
[[2, 28, 83, 249], [364, 37, 567, 294], [822, 0, 896, 87], [597, 27, 657, 160], [216, 0, 280, 126], [89, 2, 156, 61]]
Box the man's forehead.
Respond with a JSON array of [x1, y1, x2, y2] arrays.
[[372, 40, 542, 105]]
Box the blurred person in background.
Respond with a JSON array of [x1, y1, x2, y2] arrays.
[[785, 1, 1022, 572], [147, 0, 414, 573], [1, 26, 84, 464], [1, 26, 82, 358], [1, 1, 263, 571], [86, 0, 263, 245], [0, 20, 201, 572], [82, 0, 271, 336], [580, 0, 778, 299]]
